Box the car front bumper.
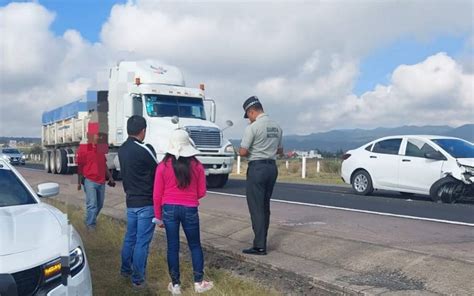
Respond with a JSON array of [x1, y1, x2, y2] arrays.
[[196, 155, 234, 175], [47, 258, 92, 296]]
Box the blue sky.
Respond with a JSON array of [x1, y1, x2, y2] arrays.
[[0, 0, 124, 42], [354, 35, 468, 95], [1, 1, 472, 136], [3, 0, 467, 96]]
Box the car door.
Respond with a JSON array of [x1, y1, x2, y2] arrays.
[[398, 138, 444, 194], [366, 138, 403, 189]]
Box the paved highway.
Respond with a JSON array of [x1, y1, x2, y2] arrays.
[[22, 163, 474, 224]]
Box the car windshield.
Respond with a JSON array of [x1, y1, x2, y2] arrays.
[[145, 95, 206, 120], [2, 149, 20, 154], [0, 166, 36, 207], [431, 138, 474, 158]]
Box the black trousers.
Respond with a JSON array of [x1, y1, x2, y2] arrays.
[[246, 160, 278, 249]]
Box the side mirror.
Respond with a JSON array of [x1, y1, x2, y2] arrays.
[[424, 151, 447, 161], [222, 120, 234, 132], [37, 183, 60, 198], [171, 116, 179, 124]]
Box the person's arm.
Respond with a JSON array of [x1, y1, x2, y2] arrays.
[[76, 146, 85, 190], [153, 165, 165, 220], [106, 167, 115, 186], [196, 162, 207, 199], [239, 125, 254, 157], [277, 129, 284, 156]]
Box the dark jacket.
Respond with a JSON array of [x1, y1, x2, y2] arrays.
[[118, 137, 157, 208]]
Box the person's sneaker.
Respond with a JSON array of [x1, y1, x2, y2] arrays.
[[167, 282, 182, 295], [194, 280, 214, 293], [120, 271, 132, 278], [132, 281, 147, 290]]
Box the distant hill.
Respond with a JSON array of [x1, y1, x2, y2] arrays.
[[0, 137, 41, 146], [231, 124, 474, 152]]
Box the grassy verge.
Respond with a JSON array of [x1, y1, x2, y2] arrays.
[[232, 159, 344, 185], [47, 200, 280, 296]]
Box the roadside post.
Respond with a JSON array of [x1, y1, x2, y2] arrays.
[[317, 160, 320, 173], [237, 155, 241, 175], [286, 160, 289, 170], [302, 157, 306, 179]]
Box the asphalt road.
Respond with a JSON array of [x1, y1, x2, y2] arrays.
[[22, 162, 474, 224]]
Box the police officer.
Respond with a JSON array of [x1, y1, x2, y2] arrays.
[[239, 96, 283, 255]]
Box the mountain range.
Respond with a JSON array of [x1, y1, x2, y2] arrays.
[[231, 124, 474, 153]]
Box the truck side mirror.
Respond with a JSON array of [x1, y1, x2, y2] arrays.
[[171, 116, 179, 124]]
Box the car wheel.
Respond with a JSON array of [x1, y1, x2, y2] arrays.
[[351, 170, 374, 195]]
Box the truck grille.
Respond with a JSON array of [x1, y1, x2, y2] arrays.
[[12, 266, 42, 296], [186, 126, 221, 148]]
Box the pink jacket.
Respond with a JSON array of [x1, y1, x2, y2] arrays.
[[153, 158, 207, 220]]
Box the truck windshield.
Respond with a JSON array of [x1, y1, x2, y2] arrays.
[[431, 138, 474, 158], [145, 95, 206, 120]]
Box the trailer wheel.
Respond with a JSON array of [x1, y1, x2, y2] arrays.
[[44, 151, 51, 173], [55, 149, 68, 174], [49, 150, 57, 174], [66, 148, 76, 174], [206, 174, 229, 188]]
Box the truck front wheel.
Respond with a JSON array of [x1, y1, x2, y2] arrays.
[[206, 174, 229, 188]]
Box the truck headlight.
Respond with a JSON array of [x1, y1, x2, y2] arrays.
[[224, 145, 235, 154], [43, 247, 85, 283]]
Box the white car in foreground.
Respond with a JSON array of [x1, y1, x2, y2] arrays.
[[341, 135, 474, 203], [0, 159, 92, 295]]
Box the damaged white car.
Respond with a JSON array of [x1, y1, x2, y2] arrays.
[[341, 135, 474, 203]]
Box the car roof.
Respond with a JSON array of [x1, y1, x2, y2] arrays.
[[372, 135, 465, 141]]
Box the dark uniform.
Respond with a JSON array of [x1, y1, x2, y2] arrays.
[[241, 99, 283, 251]]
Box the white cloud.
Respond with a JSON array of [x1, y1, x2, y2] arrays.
[[0, 0, 473, 138]]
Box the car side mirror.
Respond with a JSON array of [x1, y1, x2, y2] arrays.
[[37, 183, 60, 198], [424, 151, 447, 161]]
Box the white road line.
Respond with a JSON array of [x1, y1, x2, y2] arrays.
[[207, 191, 474, 227]]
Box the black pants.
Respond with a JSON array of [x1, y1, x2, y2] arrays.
[[246, 160, 278, 249]]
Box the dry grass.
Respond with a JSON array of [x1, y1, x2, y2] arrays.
[[47, 200, 280, 296], [232, 159, 344, 185]]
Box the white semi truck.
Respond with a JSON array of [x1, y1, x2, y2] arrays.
[[42, 61, 235, 188]]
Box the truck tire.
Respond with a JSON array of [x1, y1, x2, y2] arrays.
[[112, 169, 122, 181], [206, 174, 229, 188], [351, 169, 374, 195], [55, 149, 68, 174], [66, 148, 75, 174], [44, 151, 51, 173], [49, 150, 57, 174]]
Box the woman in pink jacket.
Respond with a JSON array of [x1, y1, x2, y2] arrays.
[[153, 129, 213, 295]]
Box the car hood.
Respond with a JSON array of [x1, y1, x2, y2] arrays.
[[0, 204, 63, 256], [3, 153, 22, 158], [457, 158, 474, 168]]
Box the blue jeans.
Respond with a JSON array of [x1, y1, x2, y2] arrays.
[[83, 178, 105, 227], [121, 206, 155, 284], [163, 204, 204, 285]]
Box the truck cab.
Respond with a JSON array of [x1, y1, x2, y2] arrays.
[[107, 61, 235, 188]]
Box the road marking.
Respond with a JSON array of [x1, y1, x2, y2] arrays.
[[208, 191, 474, 227]]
